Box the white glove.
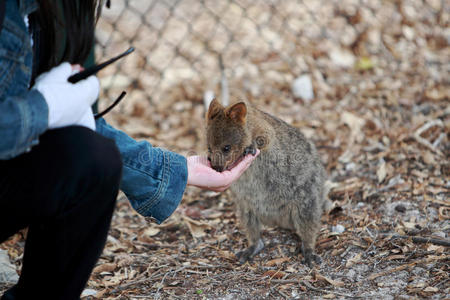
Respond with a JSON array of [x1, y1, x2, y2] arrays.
[[32, 62, 99, 130], [78, 107, 96, 131]]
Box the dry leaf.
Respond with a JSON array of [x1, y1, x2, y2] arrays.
[[341, 111, 366, 143], [115, 254, 134, 268], [427, 244, 444, 253], [401, 221, 417, 230], [315, 273, 345, 287], [143, 226, 160, 237], [285, 264, 298, 273], [387, 255, 406, 260], [216, 234, 228, 243], [377, 160, 387, 183], [218, 250, 234, 260], [422, 151, 436, 165], [201, 209, 223, 219], [265, 257, 290, 266], [263, 270, 286, 279], [423, 286, 439, 292], [410, 282, 426, 288], [183, 216, 212, 238], [438, 207, 449, 220], [346, 253, 362, 268], [93, 263, 117, 274]]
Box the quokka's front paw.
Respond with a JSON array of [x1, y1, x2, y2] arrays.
[[236, 248, 254, 264], [243, 145, 257, 156]]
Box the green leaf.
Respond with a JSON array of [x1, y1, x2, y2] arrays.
[[355, 57, 375, 70]]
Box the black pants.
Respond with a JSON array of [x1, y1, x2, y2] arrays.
[[0, 127, 122, 300]]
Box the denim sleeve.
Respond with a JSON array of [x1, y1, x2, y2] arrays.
[[0, 90, 49, 160], [96, 118, 187, 224]]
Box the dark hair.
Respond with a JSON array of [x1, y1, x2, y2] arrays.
[[32, 0, 104, 75]]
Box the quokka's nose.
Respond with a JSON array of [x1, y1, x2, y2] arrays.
[[212, 165, 224, 172], [207, 157, 211, 162]]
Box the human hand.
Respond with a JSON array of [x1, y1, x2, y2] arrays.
[[32, 62, 99, 130], [69, 65, 96, 130], [77, 107, 96, 131], [187, 150, 260, 192]]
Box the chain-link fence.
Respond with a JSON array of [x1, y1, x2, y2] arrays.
[[95, 0, 446, 115], [94, 0, 341, 107]]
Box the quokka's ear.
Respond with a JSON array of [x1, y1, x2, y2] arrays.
[[226, 102, 247, 124], [207, 99, 224, 122]]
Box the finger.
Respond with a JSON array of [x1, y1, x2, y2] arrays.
[[187, 155, 209, 168], [217, 150, 259, 186], [196, 155, 210, 166], [229, 149, 260, 175], [70, 64, 85, 76], [77, 107, 96, 131], [75, 75, 100, 106], [71, 64, 84, 72]]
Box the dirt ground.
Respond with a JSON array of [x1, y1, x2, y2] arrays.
[[1, 0, 449, 299]]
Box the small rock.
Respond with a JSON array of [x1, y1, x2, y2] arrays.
[[345, 162, 356, 171], [329, 47, 355, 68], [356, 202, 366, 208], [218, 294, 236, 300], [291, 74, 314, 102], [432, 231, 446, 239], [331, 224, 345, 234], [345, 269, 357, 281], [0, 250, 19, 284], [395, 204, 407, 213], [81, 289, 97, 297], [402, 26, 415, 40]]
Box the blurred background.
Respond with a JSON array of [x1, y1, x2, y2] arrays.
[[95, 0, 448, 164]]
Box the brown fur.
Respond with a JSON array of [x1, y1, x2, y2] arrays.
[[206, 99, 329, 267]]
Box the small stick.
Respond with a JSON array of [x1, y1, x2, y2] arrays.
[[270, 279, 303, 284], [155, 271, 170, 296], [271, 286, 289, 299], [271, 279, 357, 298], [184, 269, 209, 275], [382, 234, 450, 247], [413, 119, 444, 155], [68, 47, 134, 83], [368, 255, 449, 280], [301, 280, 361, 298], [110, 277, 151, 293], [94, 91, 126, 119]]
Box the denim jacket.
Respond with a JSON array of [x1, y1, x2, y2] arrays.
[[0, 0, 187, 223]]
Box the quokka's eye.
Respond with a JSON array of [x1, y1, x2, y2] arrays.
[[208, 147, 212, 153], [222, 145, 231, 153]]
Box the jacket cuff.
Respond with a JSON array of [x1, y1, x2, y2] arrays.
[[96, 118, 187, 224], [7, 89, 48, 157], [132, 149, 188, 224], [25, 89, 49, 147]]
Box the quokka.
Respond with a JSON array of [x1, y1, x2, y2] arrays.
[[206, 99, 330, 266]]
